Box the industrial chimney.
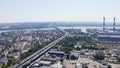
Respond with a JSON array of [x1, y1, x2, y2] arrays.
[[103, 17, 105, 31], [113, 17, 115, 31]]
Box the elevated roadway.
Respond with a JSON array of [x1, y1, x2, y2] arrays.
[[13, 27, 68, 68]]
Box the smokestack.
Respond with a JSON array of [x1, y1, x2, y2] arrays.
[[103, 17, 105, 31], [113, 17, 115, 31]]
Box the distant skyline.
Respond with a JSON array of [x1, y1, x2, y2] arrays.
[[0, 0, 120, 23]]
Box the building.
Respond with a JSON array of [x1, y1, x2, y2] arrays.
[[97, 17, 120, 42], [75, 63, 81, 68], [50, 62, 63, 68], [0, 57, 8, 66], [99, 60, 108, 68], [41, 56, 57, 62], [40, 60, 52, 66], [98, 32, 120, 42], [48, 51, 65, 57]]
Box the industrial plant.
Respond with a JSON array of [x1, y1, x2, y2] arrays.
[[97, 17, 120, 42]]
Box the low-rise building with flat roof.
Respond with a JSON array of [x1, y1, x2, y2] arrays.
[[48, 51, 65, 57], [40, 60, 52, 66]]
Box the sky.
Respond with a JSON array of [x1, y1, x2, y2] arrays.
[[0, 0, 120, 23]]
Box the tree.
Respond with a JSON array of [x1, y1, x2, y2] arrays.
[[75, 46, 80, 50], [71, 55, 76, 60], [108, 65, 112, 68], [51, 55, 56, 58], [1, 63, 8, 68], [66, 54, 70, 59], [118, 58, 120, 62], [94, 54, 105, 60], [7, 57, 15, 66], [60, 58, 64, 64]]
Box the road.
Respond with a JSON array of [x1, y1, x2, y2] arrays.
[[13, 27, 68, 68]]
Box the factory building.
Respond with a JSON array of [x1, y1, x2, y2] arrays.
[[98, 17, 120, 42]]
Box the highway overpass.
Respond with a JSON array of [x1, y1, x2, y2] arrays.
[[13, 27, 68, 68]]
